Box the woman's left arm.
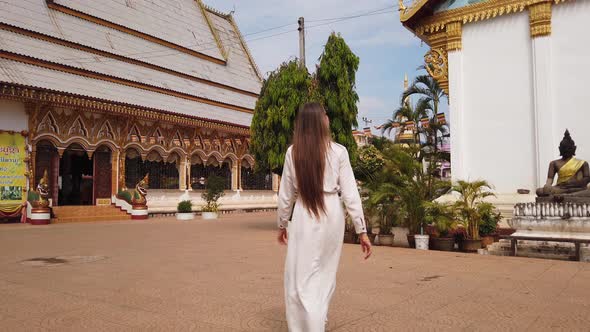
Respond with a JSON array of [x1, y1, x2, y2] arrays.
[[277, 148, 296, 230]]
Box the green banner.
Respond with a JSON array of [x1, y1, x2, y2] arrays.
[[0, 132, 26, 214]]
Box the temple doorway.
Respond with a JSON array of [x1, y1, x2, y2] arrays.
[[58, 144, 93, 205]]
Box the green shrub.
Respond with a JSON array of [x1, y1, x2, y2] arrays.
[[177, 200, 193, 213], [202, 175, 225, 204], [479, 202, 502, 236]]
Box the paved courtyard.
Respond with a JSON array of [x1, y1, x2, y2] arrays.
[[0, 212, 589, 331]]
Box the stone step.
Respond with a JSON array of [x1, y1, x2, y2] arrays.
[[51, 205, 130, 223]]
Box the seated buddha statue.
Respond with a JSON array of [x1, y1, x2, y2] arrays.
[[536, 130, 590, 197]]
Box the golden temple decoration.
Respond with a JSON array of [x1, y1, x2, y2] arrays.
[[446, 21, 462, 51], [424, 48, 449, 92], [529, 1, 552, 37], [398, 0, 407, 11], [409, 0, 571, 35]]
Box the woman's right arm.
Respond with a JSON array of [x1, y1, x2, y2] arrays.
[[277, 148, 296, 230]]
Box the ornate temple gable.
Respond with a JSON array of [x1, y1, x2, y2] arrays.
[[68, 115, 89, 137], [0, 85, 251, 136], [128, 125, 142, 143], [222, 138, 234, 155], [97, 120, 115, 140], [172, 131, 184, 148], [37, 111, 59, 135]]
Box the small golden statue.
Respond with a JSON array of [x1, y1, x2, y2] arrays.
[[131, 173, 149, 206], [33, 169, 50, 208], [536, 130, 590, 197]]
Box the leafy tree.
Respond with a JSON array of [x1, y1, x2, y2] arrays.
[[317, 32, 360, 162], [353, 145, 384, 182], [250, 60, 311, 174]]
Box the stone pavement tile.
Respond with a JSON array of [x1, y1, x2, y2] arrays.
[[1, 213, 590, 331], [526, 301, 590, 331], [11, 308, 132, 332]]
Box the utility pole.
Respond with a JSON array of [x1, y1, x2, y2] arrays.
[[298, 17, 305, 68], [362, 117, 372, 128]]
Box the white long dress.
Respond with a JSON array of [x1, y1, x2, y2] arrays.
[[277, 143, 367, 332]]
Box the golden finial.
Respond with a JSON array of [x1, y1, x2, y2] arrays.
[[399, 0, 407, 11]]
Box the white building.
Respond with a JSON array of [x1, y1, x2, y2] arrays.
[[400, 0, 590, 210]]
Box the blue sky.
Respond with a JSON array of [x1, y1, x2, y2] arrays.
[[209, 0, 436, 135]]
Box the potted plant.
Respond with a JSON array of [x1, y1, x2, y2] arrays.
[[452, 180, 495, 252], [425, 201, 456, 251], [176, 200, 195, 221], [479, 202, 502, 247], [376, 214, 395, 246], [201, 175, 225, 220]]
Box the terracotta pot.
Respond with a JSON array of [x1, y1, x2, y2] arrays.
[[378, 234, 395, 246], [407, 234, 416, 248], [431, 237, 455, 251], [480, 235, 495, 248], [460, 239, 482, 252]]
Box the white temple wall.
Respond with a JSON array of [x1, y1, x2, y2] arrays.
[[0, 100, 27, 131], [551, 1, 590, 163], [459, 12, 536, 193]]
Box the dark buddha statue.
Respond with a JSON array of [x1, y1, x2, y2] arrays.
[[536, 130, 590, 197]]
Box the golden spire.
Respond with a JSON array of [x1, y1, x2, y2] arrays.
[[404, 73, 408, 90], [403, 74, 410, 105]]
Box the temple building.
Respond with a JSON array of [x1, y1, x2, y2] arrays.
[[400, 0, 590, 210], [0, 0, 275, 220]]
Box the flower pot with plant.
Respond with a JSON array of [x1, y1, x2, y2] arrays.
[[452, 180, 495, 252], [425, 201, 456, 251], [201, 175, 225, 220], [176, 200, 195, 221], [478, 202, 502, 248]]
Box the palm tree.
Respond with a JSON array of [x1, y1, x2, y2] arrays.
[[452, 180, 495, 240], [381, 99, 427, 143], [402, 72, 446, 117]]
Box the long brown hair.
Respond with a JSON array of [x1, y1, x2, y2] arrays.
[[292, 102, 332, 218]]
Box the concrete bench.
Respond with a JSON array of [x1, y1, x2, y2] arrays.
[[509, 233, 590, 261]]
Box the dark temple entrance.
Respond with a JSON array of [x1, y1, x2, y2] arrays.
[[59, 144, 93, 205]]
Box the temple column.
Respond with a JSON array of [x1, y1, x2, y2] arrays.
[[445, 21, 467, 182], [111, 149, 118, 196], [237, 160, 242, 190], [119, 149, 126, 190], [231, 160, 238, 191], [187, 157, 192, 191], [529, 1, 554, 187], [179, 157, 187, 190]]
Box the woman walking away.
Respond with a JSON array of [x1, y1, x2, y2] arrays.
[[277, 102, 372, 332]]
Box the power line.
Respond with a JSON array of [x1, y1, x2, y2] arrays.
[[65, 5, 396, 64], [307, 5, 394, 23]]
